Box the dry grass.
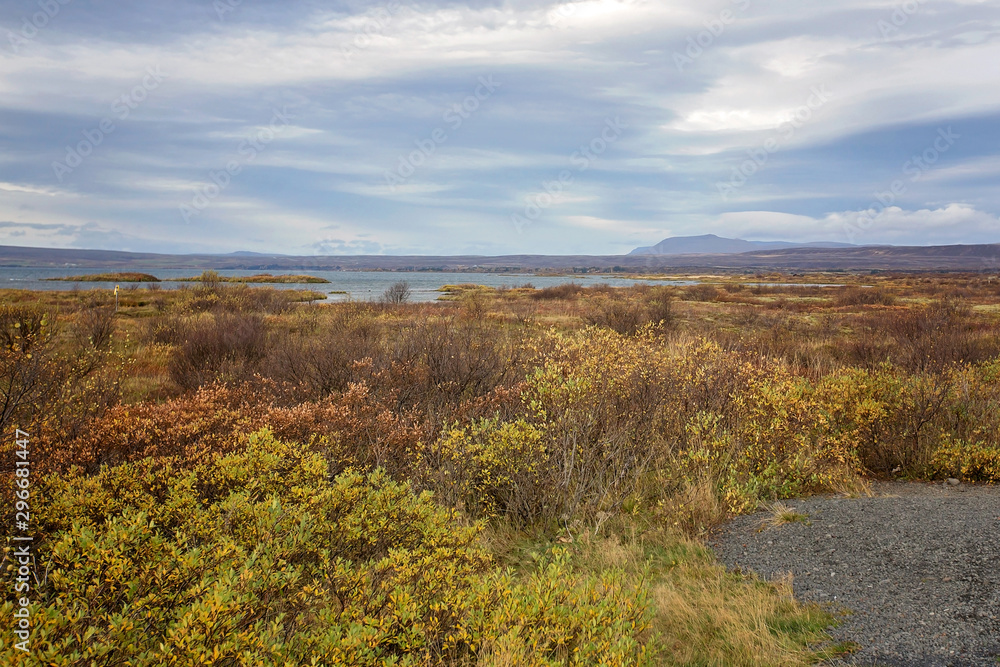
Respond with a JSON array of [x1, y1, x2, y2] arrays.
[[500, 529, 845, 667], [651, 564, 839, 667], [756, 502, 810, 532]]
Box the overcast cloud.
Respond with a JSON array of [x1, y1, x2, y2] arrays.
[[0, 0, 998, 254]]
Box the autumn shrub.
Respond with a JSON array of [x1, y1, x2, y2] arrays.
[[471, 548, 654, 666], [508, 328, 728, 523], [584, 299, 648, 335], [515, 331, 709, 522], [262, 382, 429, 477], [143, 312, 187, 345], [644, 286, 675, 326], [0, 305, 54, 440], [835, 285, 896, 306], [262, 306, 382, 396], [927, 436, 1000, 481], [12, 433, 489, 665], [4, 431, 654, 666], [169, 312, 270, 389], [695, 371, 857, 513], [680, 284, 720, 302], [419, 418, 549, 522], [35, 383, 273, 474], [381, 279, 412, 304], [223, 284, 298, 313], [843, 302, 977, 372], [180, 283, 295, 314], [940, 360, 1000, 442], [0, 306, 122, 462], [583, 290, 674, 336], [72, 305, 116, 350], [507, 298, 537, 325], [514, 328, 864, 530], [39, 381, 426, 478], [0, 303, 48, 352], [917, 360, 1000, 481], [388, 318, 528, 410], [530, 283, 584, 300], [812, 366, 951, 477]]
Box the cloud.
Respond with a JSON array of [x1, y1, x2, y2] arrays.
[[0, 0, 998, 254], [310, 238, 384, 255], [709, 204, 1000, 246]]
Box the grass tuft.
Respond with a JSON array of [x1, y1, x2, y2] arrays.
[[757, 502, 811, 532]]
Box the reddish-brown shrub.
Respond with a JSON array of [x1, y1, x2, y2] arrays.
[[262, 308, 381, 397], [73, 306, 116, 350], [835, 286, 896, 307], [386, 319, 528, 410], [169, 313, 270, 389], [530, 283, 584, 300], [34, 379, 431, 478], [680, 284, 719, 302]]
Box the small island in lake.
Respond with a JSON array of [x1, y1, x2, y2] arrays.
[[168, 272, 331, 284], [44, 272, 160, 282]]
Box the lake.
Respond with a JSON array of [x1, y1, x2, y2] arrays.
[[0, 268, 694, 303]]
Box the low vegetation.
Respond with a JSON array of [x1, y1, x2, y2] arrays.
[[44, 272, 160, 282], [3, 271, 1000, 664], [168, 270, 331, 284]]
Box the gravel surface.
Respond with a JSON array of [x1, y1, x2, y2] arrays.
[[709, 481, 1000, 666]]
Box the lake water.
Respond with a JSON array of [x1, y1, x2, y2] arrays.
[[0, 268, 693, 303]]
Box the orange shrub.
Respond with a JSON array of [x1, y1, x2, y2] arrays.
[[33, 381, 428, 478]]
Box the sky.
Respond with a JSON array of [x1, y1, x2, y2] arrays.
[[0, 0, 999, 256]]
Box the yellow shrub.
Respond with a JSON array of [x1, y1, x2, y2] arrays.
[[928, 437, 1000, 481], [3, 430, 654, 666], [525, 328, 861, 527], [420, 418, 549, 521]]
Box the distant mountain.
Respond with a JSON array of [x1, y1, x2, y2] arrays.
[[224, 251, 285, 257], [629, 234, 857, 255], [1, 242, 997, 272]]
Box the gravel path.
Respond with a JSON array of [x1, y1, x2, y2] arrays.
[[708, 482, 1000, 666]]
